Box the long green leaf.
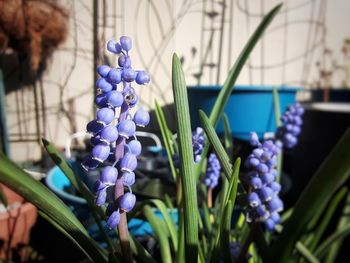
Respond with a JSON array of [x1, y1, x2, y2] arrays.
[[314, 222, 350, 259], [296, 242, 320, 263], [149, 199, 178, 251], [270, 129, 350, 262], [223, 114, 233, 160], [308, 187, 347, 251], [172, 53, 198, 261], [143, 205, 172, 263], [155, 101, 177, 181], [129, 235, 157, 263], [0, 152, 107, 262], [325, 191, 350, 263], [199, 110, 232, 180]]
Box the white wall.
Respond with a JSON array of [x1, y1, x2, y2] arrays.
[[4, 0, 350, 162]]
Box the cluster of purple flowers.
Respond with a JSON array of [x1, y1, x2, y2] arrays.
[[276, 103, 304, 148], [245, 132, 283, 232], [204, 153, 221, 189], [173, 127, 205, 166], [82, 36, 150, 228]]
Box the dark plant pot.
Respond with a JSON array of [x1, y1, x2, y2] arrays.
[[309, 88, 350, 103], [187, 85, 301, 140]]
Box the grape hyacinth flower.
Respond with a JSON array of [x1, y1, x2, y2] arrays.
[[173, 127, 205, 166], [204, 153, 221, 189], [204, 152, 221, 208], [245, 132, 283, 232], [82, 36, 150, 228], [276, 103, 304, 148]]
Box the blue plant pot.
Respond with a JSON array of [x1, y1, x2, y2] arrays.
[[187, 85, 301, 140]]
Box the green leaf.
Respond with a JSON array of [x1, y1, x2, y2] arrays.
[[0, 152, 107, 262], [149, 199, 178, 251], [308, 187, 347, 251], [172, 53, 198, 261], [325, 191, 350, 263], [42, 139, 116, 259], [143, 205, 172, 263], [296, 242, 320, 263], [0, 184, 7, 207], [270, 129, 350, 262], [314, 222, 350, 259], [129, 235, 157, 263], [155, 101, 177, 181], [272, 88, 281, 128], [199, 110, 232, 180], [223, 114, 233, 160]]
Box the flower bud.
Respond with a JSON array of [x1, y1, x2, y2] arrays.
[[95, 188, 107, 205], [107, 40, 121, 54], [108, 68, 122, 84], [107, 210, 121, 228], [133, 108, 150, 127], [106, 90, 123, 108], [122, 172, 135, 186], [100, 126, 119, 143], [120, 36, 132, 51], [100, 166, 118, 185], [118, 55, 131, 68], [95, 93, 108, 108], [119, 192, 136, 212], [96, 108, 115, 125], [120, 153, 137, 173], [117, 120, 136, 139], [247, 192, 261, 207], [86, 120, 104, 135], [126, 140, 142, 156], [92, 144, 110, 162], [258, 186, 274, 202], [135, 71, 150, 85], [122, 68, 136, 82], [96, 77, 113, 92], [97, 65, 111, 77], [81, 155, 100, 171]]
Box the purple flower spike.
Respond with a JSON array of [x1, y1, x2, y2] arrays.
[[96, 108, 115, 125], [120, 36, 132, 52], [135, 71, 150, 85], [117, 120, 136, 139], [108, 68, 122, 84], [119, 192, 136, 212], [107, 210, 121, 228], [97, 65, 111, 77], [120, 153, 137, 173], [106, 90, 124, 108], [133, 108, 150, 127], [100, 166, 118, 185], [83, 36, 150, 227], [96, 77, 113, 93], [126, 140, 142, 156], [122, 172, 135, 186], [92, 144, 110, 162], [100, 126, 119, 144]]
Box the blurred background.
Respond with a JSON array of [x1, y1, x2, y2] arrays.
[[0, 0, 349, 162]]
